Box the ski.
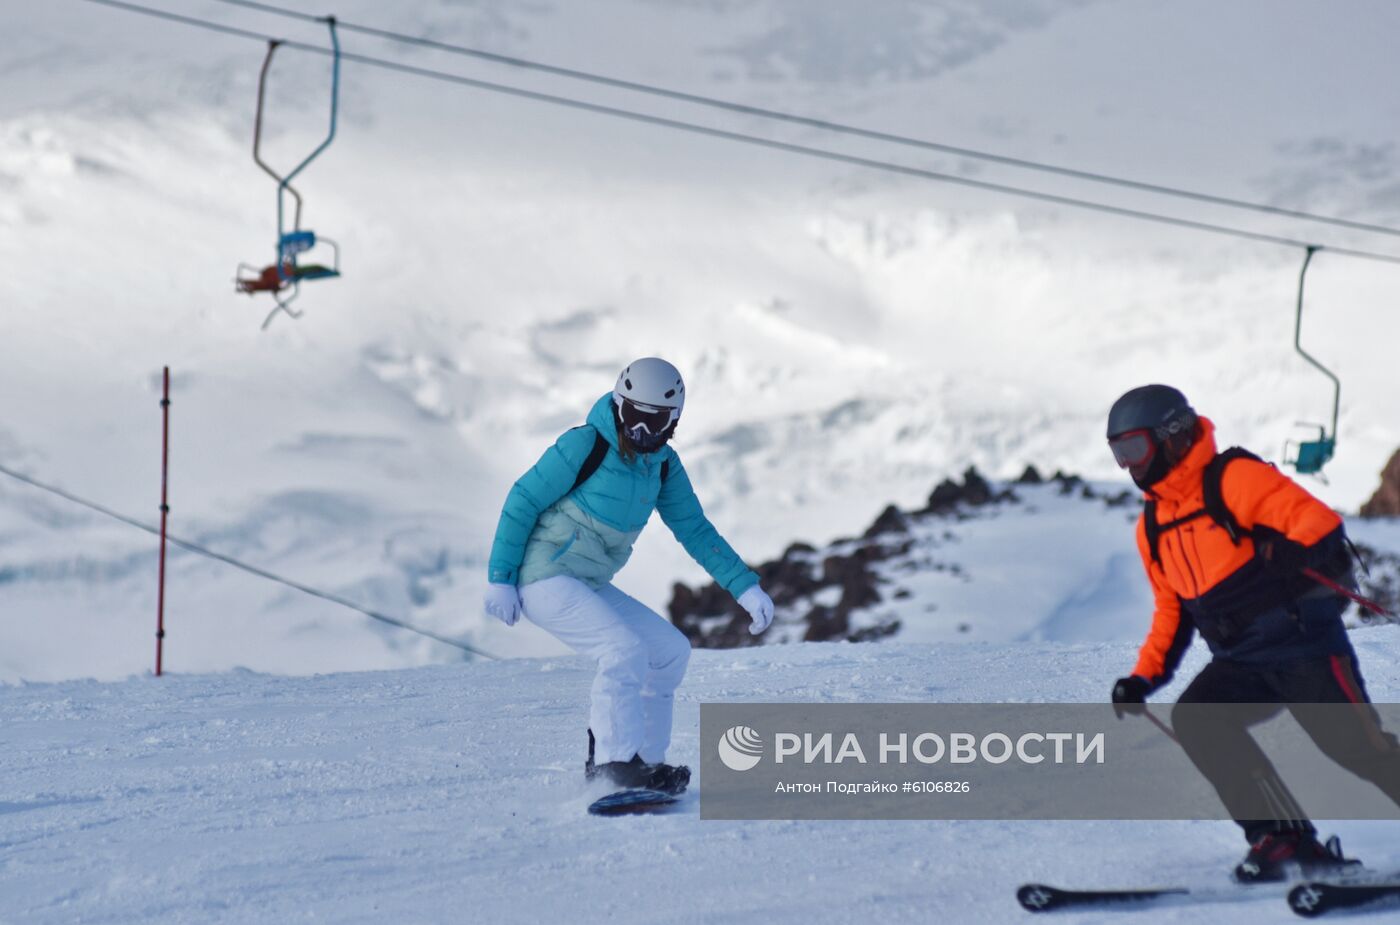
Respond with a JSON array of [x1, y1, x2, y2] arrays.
[[1017, 880, 1290, 913], [587, 788, 680, 816], [1018, 872, 1400, 916], [1287, 881, 1400, 918], [1016, 883, 1188, 912]]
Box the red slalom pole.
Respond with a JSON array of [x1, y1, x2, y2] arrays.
[[156, 366, 171, 676]]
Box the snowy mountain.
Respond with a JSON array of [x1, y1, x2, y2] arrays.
[[4, 0, 1400, 679], [671, 466, 1145, 647], [671, 465, 1400, 648]]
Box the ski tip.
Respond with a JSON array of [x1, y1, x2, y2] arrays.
[[1289, 882, 1345, 918], [1288, 881, 1400, 918], [1016, 884, 1061, 913], [1288, 884, 1322, 919]]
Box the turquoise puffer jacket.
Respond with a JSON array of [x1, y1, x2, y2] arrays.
[[487, 394, 759, 597]]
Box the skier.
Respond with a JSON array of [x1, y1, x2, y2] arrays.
[[1105, 384, 1400, 882], [484, 357, 774, 794]]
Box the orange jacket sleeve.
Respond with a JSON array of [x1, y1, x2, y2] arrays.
[[1130, 516, 1192, 685], [1221, 459, 1341, 546]]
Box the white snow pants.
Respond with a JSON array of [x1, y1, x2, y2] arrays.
[[520, 575, 691, 764]]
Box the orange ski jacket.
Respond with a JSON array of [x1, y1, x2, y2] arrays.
[[1131, 418, 1343, 686]]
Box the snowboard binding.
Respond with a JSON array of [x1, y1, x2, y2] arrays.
[[586, 729, 691, 795]]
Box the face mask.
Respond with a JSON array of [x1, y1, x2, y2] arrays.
[[1131, 451, 1173, 491], [614, 396, 678, 452]]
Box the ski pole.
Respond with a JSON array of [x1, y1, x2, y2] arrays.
[[1301, 567, 1395, 621], [1119, 702, 1181, 744], [1142, 708, 1179, 745]]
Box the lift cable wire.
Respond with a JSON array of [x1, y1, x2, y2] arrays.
[[75, 0, 1400, 268], [202, 0, 1400, 243], [0, 461, 500, 661]]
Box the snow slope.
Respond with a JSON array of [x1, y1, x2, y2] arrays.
[[4, 638, 1400, 924]]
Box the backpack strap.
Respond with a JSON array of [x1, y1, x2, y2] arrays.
[[1201, 446, 1262, 545], [568, 430, 673, 495], [1142, 446, 1262, 563], [1144, 502, 1212, 564], [1144, 500, 1161, 565], [569, 431, 611, 494]]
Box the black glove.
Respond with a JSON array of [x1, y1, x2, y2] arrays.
[[1255, 533, 1311, 577], [1111, 675, 1151, 719]]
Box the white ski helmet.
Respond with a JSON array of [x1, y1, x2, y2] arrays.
[[613, 357, 685, 452]]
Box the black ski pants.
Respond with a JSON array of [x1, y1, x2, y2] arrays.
[[1171, 653, 1400, 843]]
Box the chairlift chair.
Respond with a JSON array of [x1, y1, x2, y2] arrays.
[[1282, 246, 1341, 477], [233, 19, 342, 329]]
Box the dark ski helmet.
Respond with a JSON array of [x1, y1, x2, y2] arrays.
[[1106, 384, 1199, 489], [612, 357, 684, 453]]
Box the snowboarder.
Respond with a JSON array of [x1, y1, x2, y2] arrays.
[[484, 357, 774, 794], [1106, 384, 1400, 882]]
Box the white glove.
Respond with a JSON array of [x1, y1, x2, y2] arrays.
[[737, 585, 774, 635], [484, 583, 522, 627]]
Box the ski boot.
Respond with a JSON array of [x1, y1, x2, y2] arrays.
[[585, 729, 691, 795], [1233, 830, 1361, 883]]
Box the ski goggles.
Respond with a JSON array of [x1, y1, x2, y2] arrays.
[[1108, 429, 1156, 469], [615, 396, 679, 435]]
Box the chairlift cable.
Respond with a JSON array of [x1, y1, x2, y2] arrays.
[[204, 0, 1400, 243], [73, 0, 1400, 269]]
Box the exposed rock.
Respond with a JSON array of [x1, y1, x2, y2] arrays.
[[671, 528, 901, 648], [1360, 449, 1400, 517], [1103, 489, 1138, 509], [863, 504, 908, 539], [849, 621, 902, 643], [923, 466, 999, 513], [669, 462, 1127, 648], [1016, 465, 1044, 485], [960, 467, 994, 506], [757, 555, 824, 606], [925, 478, 964, 512], [802, 605, 845, 642]]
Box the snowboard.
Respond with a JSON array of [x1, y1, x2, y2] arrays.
[[587, 788, 681, 816]]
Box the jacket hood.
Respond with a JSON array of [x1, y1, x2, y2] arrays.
[[587, 393, 622, 451], [1147, 416, 1219, 503]]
